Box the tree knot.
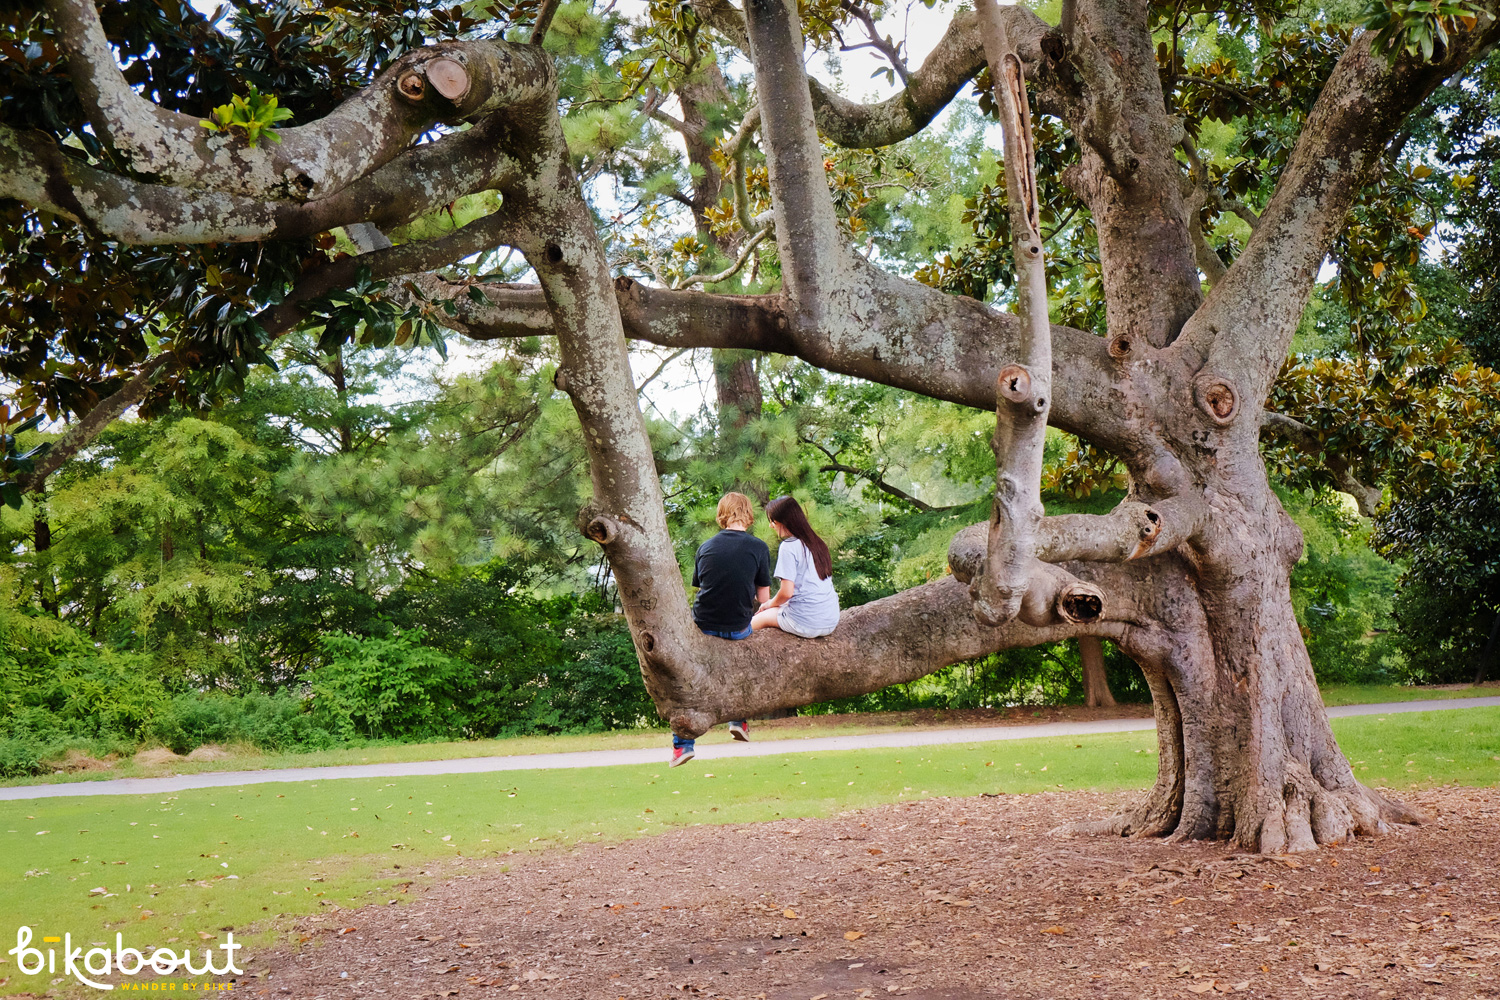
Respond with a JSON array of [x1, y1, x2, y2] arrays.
[[1194, 373, 1240, 425], [1057, 584, 1104, 624], [584, 516, 618, 545]]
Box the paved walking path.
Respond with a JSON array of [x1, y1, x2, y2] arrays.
[[3, 696, 1497, 802]]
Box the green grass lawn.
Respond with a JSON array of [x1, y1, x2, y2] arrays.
[[0, 718, 944, 788], [1, 708, 1497, 996], [9, 682, 1493, 790], [1318, 682, 1499, 707]]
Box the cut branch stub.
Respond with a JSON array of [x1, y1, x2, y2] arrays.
[[1058, 585, 1104, 624], [425, 57, 471, 102], [1016, 561, 1105, 628], [584, 516, 619, 545], [397, 71, 426, 101], [1131, 508, 1163, 559], [1194, 372, 1240, 425], [1106, 332, 1134, 359], [996, 363, 1032, 404], [397, 57, 472, 105]]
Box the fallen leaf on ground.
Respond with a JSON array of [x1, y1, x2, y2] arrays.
[[844, 930, 865, 940], [1041, 925, 1066, 935], [783, 908, 799, 919]]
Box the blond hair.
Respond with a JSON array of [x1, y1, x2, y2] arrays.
[[716, 492, 756, 529]]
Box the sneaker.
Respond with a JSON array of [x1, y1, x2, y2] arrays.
[[670, 744, 696, 767], [729, 721, 750, 742]]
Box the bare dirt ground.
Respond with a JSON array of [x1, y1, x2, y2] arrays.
[[242, 786, 1500, 1000]]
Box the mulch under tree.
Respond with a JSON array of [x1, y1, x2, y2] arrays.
[[241, 786, 1500, 999]]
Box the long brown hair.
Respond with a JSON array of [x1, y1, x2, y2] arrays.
[[766, 496, 832, 580]]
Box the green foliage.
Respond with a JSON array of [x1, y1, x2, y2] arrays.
[[1284, 489, 1403, 684], [143, 691, 336, 755], [301, 266, 451, 359], [199, 84, 294, 146], [308, 628, 475, 742], [8, 0, 1493, 763], [1376, 473, 1500, 682], [1357, 1, 1483, 62], [0, 409, 45, 509], [0, 596, 175, 774]]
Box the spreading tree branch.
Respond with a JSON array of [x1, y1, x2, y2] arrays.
[[672, 227, 770, 288], [817, 461, 956, 512], [425, 276, 1127, 449], [46, 0, 554, 200], [14, 351, 176, 494], [838, 1, 910, 84], [0, 115, 524, 244], [1186, 15, 1500, 398], [809, 8, 1061, 149]]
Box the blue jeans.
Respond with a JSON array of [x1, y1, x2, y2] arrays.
[[674, 625, 751, 750]]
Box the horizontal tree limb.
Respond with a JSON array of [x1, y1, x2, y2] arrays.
[[947, 492, 1206, 582], [46, 0, 554, 202], [0, 117, 521, 245], [256, 208, 523, 338], [424, 276, 1124, 446], [654, 550, 1205, 735]]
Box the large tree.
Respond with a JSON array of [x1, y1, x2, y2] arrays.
[[5, 0, 1498, 851]]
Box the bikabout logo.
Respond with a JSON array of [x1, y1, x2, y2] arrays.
[[9, 926, 244, 991]]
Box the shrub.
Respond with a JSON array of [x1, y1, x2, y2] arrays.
[[0, 706, 135, 777], [803, 638, 1151, 714], [307, 628, 475, 742], [143, 690, 337, 754], [504, 602, 656, 735]]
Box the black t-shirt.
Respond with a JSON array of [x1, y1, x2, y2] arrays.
[[692, 529, 772, 632]]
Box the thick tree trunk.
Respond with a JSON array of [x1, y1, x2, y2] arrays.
[[659, 54, 768, 488], [1474, 611, 1499, 685], [32, 483, 57, 616], [1078, 635, 1114, 707], [712, 349, 762, 431]]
